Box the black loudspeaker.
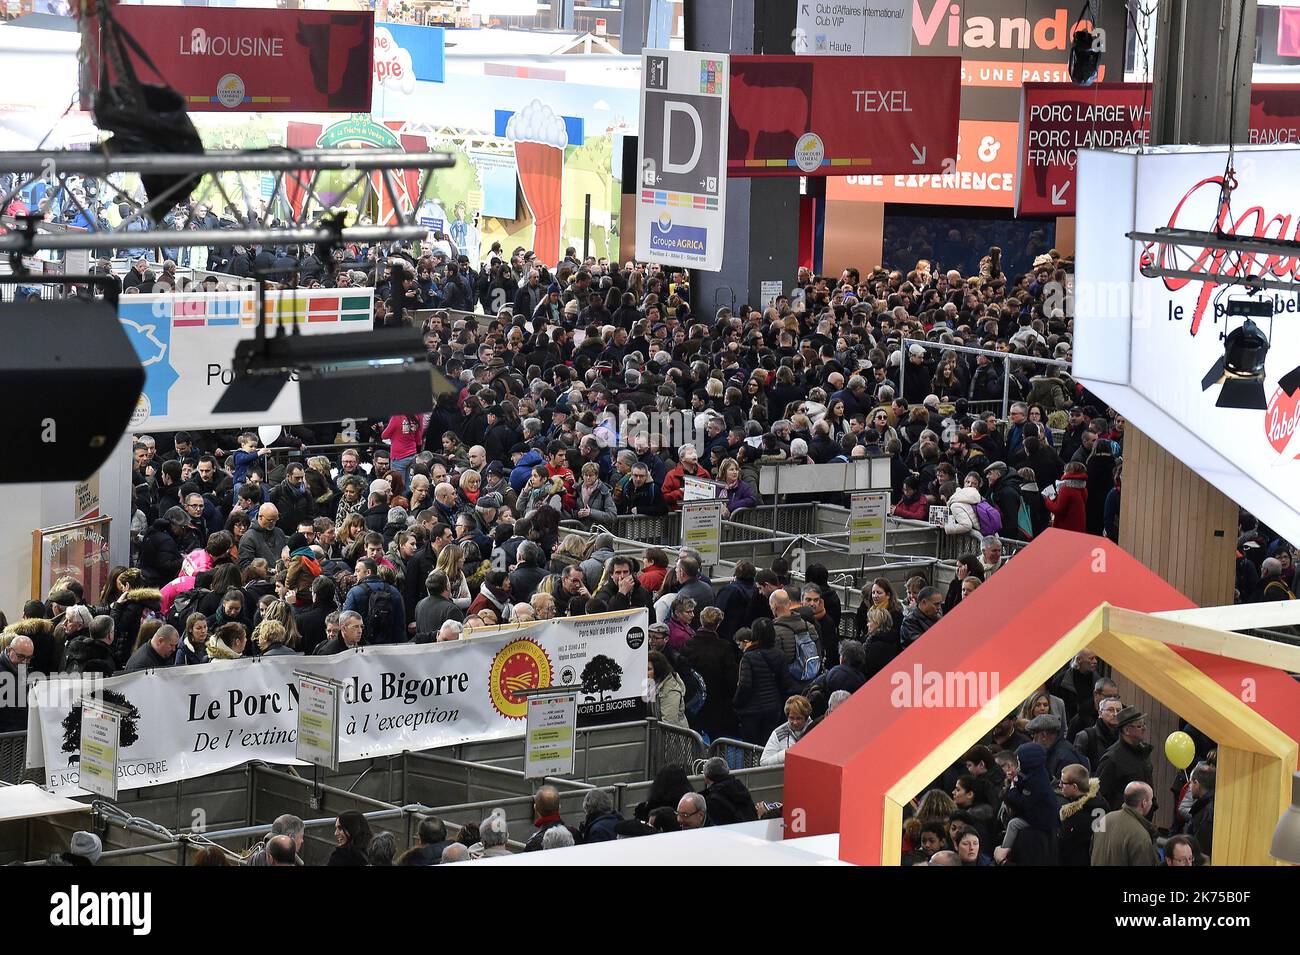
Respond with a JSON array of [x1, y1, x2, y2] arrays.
[[2, 301, 144, 482], [621, 135, 639, 194]]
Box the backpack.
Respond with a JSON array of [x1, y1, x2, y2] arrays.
[[974, 499, 1003, 536], [166, 587, 210, 629], [679, 661, 708, 718], [364, 585, 397, 643], [788, 622, 823, 683]]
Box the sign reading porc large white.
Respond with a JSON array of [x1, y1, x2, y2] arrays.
[[1074, 144, 1300, 546]]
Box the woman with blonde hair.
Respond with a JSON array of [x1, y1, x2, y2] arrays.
[[260, 599, 301, 651], [254, 619, 297, 656], [759, 695, 813, 766], [1018, 686, 1067, 729], [435, 544, 471, 610], [548, 534, 592, 574], [338, 514, 367, 562], [457, 469, 482, 507]]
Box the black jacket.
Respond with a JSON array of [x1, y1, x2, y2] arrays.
[[899, 608, 938, 647], [125, 640, 174, 673], [678, 630, 739, 740], [270, 480, 314, 533], [294, 601, 334, 656], [1097, 737, 1156, 815], [140, 520, 183, 585], [1185, 792, 1215, 858], [988, 474, 1024, 541], [701, 776, 758, 826], [0, 652, 27, 731], [403, 544, 439, 622], [712, 578, 756, 643], [62, 635, 118, 677], [1074, 718, 1120, 770], [1058, 784, 1109, 866], [415, 593, 464, 637], [110, 588, 163, 667], [734, 646, 791, 718]]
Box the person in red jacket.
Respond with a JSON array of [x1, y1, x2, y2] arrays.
[[892, 475, 929, 521], [543, 441, 577, 513], [661, 443, 712, 511], [1043, 461, 1089, 533]]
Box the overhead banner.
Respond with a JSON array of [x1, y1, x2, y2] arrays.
[[106, 7, 375, 112], [727, 55, 959, 177], [637, 49, 730, 272], [829, 0, 1128, 208], [1017, 84, 1300, 217], [119, 289, 374, 431], [794, 0, 911, 56], [29, 610, 649, 797], [1074, 144, 1300, 549]]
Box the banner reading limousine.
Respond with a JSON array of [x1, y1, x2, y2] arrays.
[[28, 610, 648, 797]]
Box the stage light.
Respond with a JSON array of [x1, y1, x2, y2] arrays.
[[1271, 772, 1300, 864]]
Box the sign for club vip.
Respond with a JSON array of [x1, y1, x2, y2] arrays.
[[848, 490, 889, 555], [681, 499, 724, 568], [294, 671, 342, 771], [636, 49, 730, 272], [524, 691, 578, 779], [794, 0, 911, 56], [78, 699, 124, 800]]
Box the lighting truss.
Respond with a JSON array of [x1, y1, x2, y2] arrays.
[[0, 148, 456, 253], [1129, 226, 1300, 294]]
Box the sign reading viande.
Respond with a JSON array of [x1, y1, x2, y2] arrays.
[[1073, 144, 1300, 548], [28, 610, 648, 797]]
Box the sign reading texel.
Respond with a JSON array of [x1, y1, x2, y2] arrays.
[[727, 55, 959, 177], [636, 49, 729, 272], [1074, 144, 1300, 549], [106, 6, 375, 112], [794, 0, 911, 56]]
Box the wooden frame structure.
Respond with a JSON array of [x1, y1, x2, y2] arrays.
[[785, 530, 1300, 866]]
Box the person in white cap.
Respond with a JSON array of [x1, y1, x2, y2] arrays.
[[49, 831, 102, 866]]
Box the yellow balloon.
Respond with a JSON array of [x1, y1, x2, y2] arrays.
[[1165, 731, 1196, 770]]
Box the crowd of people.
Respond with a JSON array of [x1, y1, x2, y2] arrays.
[[6, 243, 1287, 866]]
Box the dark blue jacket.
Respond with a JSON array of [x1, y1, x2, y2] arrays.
[[580, 810, 622, 844], [510, 450, 545, 493], [342, 578, 407, 645]]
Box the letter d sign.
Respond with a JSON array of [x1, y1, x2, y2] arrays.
[[662, 102, 703, 176]]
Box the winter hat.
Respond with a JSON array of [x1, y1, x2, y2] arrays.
[[485, 461, 506, 476], [564, 300, 579, 316], [1115, 705, 1146, 730], [477, 492, 503, 510], [908, 344, 926, 358], [70, 831, 102, 864], [387, 506, 410, 526], [286, 533, 311, 553], [547, 282, 561, 294], [1025, 714, 1061, 735]]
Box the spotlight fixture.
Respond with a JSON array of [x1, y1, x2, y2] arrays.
[[212, 325, 455, 421], [1068, 27, 1105, 86], [1201, 300, 1271, 410], [1272, 771, 1300, 864]]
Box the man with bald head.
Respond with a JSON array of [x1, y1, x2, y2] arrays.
[[1091, 782, 1159, 866], [0, 636, 34, 730], [239, 503, 287, 568], [676, 792, 711, 829], [524, 784, 582, 850], [125, 624, 180, 672]]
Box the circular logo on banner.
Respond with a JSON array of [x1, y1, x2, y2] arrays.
[[216, 74, 246, 109], [129, 395, 151, 428], [625, 626, 645, 650], [488, 639, 552, 719], [560, 665, 576, 685], [794, 133, 825, 173]]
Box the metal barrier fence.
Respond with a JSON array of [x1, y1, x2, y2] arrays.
[[649, 721, 707, 777], [897, 336, 1072, 422], [0, 732, 26, 785], [708, 738, 766, 771]]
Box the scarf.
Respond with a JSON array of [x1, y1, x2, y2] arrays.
[[205, 636, 242, 660]]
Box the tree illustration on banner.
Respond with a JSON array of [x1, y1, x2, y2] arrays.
[[61, 690, 141, 765], [506, 98, 568, 268], [581, 655, 623, 701]]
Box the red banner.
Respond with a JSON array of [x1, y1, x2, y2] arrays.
[[1016, 83, 1300, 217], [727, 55, 960, 177], [104, 7, 374, 113]]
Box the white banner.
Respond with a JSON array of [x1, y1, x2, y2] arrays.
[[1075, 144, 1300, 547], [120, 289, 375, 431], [637, 50, 729, 272], [29, 610, 648, 797], [794, 0, 911, 56]]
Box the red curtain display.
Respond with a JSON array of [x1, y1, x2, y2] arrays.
[[513, 140, 564, 267]]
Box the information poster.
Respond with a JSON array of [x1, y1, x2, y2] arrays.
[[681, 500, 724, 567], [524, 692, 578, 779], [78, 699, 121, 800], [683, 476, 723, 501], [294, 672, 341, 771], [928, 505, 950, 527], [849, 490, 889, 555]]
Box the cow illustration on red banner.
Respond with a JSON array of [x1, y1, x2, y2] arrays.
[[726, 56, 960, 177], [507, 99, 568, 267]]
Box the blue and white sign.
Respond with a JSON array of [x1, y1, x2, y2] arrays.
[[636, 49, 729, 272]]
